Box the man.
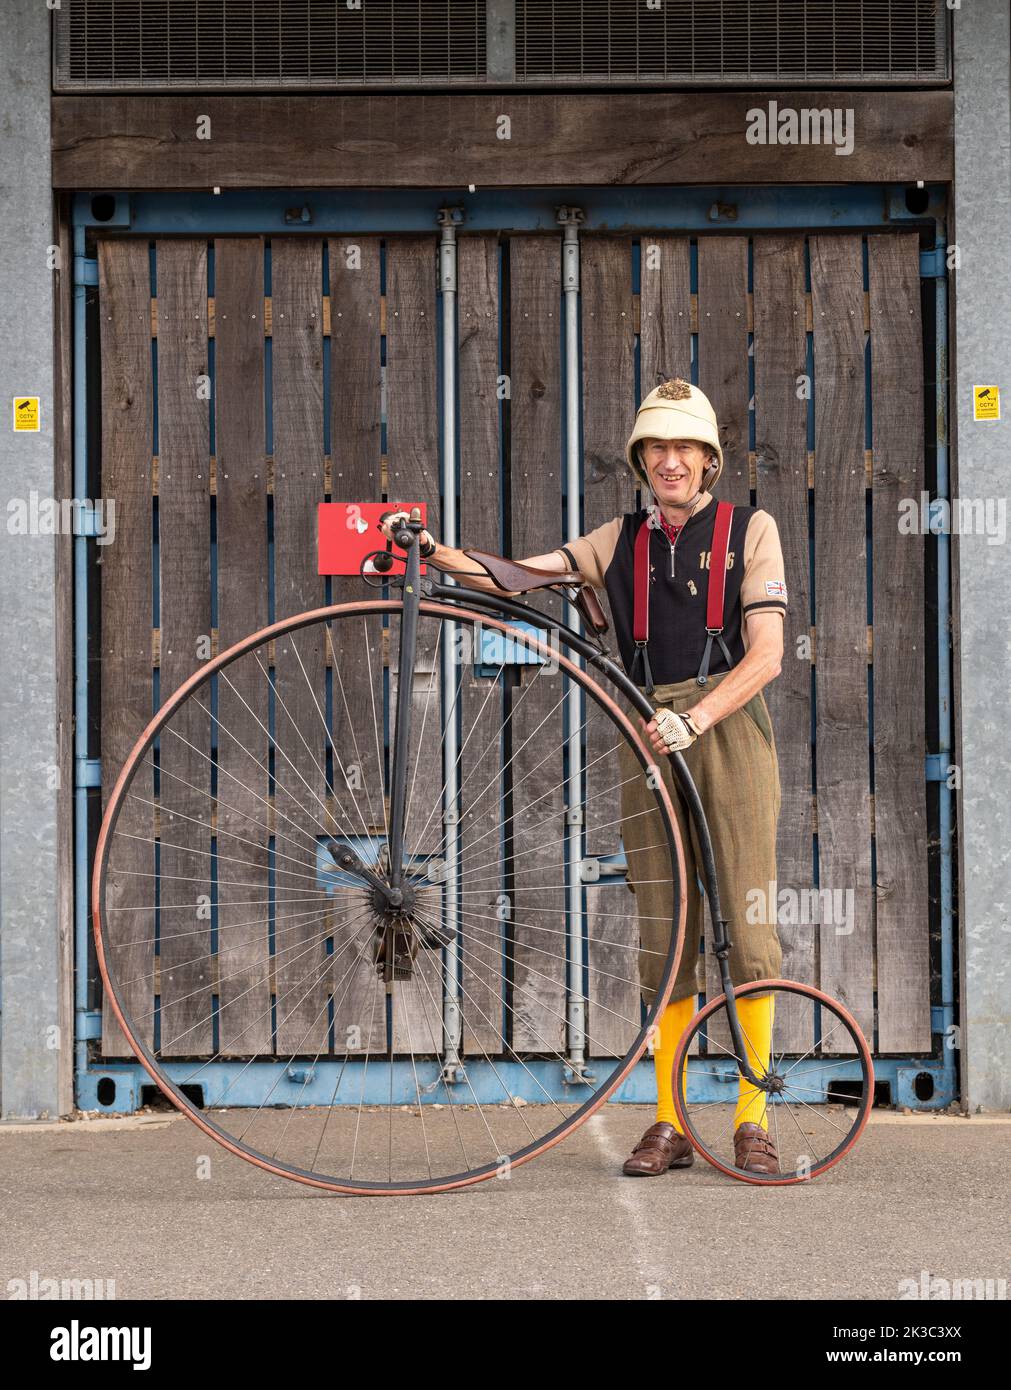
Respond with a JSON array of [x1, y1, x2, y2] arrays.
[[381, 378, 787, 1176]]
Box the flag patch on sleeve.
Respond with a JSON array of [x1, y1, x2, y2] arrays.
[[765, 579, 787, 598]]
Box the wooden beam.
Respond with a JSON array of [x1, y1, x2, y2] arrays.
[[811, 234, 875, 1050], [753, 233, 815, 1052], [155, 239, 214, 1058], [52, 91, 952, 188], [213, 237, 272, 1055], [98, 239, 155, 1056], [868, 233, 931, 1053], [457, 233, 507, 1057], [270, 239, 329, 1055], [327, 235, 386, 1058], [508, 236, 567, 1054], [384, 236, 443, 1058]]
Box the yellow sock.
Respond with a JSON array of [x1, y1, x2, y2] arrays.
[[652, 996, 696, 1133], [734, 993, 775, 1131]]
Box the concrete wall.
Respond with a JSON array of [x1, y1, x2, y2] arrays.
[[0, 2, 65, 1118], [951, 2, 1011, 1112]]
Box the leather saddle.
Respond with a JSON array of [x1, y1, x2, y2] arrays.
[[462, 548, 609, 635]]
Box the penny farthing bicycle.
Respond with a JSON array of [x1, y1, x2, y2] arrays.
[[93, 509, 873, 1193]]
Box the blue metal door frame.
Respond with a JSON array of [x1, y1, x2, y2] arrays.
[[72, 183, 956, 1113]]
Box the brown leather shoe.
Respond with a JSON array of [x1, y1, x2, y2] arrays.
[[734, 1122, 780, 1175], [622, 1121, 694, 1176]]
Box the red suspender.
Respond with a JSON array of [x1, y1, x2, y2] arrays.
[[706, 501, 734, 633], [631, 501, 735, 693], [633, 516, 652, 644], [630, 516, 654, 691]]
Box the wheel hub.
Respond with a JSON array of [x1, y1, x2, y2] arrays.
[[368, 882, 454, 981]]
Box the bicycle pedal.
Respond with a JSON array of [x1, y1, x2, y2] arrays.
[[373, 925, 417, 981]]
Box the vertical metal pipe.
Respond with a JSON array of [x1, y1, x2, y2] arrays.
[[558, 207, 588, 1074], [933, 238, 956, 1071], [72, 222, 90, 1086], [437, 208, 464, 1075]]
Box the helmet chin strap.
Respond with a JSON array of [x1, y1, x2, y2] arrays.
[[651, 491, 704, 529], [648, 463, 717, 515]]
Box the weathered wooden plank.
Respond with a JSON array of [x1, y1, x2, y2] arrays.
[[580, 236, 641, 1056], [270, 239, 330, 1055], [753, 233, 816, 1052], [585, 886, 644, 1060], [696, 237, 751, 508], [155, 239, 213, 1058], [506, 236, 567, 1055], [811, 234, 874, 1050], [581, 236, 636, 546], [637, 233, 697, 1050], [327, 234, 387, 1060], [385, 236, 445, 1056], [580, 235, 637, 597], [638, 236, 692, 399], [99, 239, 155, 1056], [53, 92, 954, 189], [868, 233, 930, 1053], [457, 234, 507, 1057], [212, 237, 273, 1055], [696, 236, 753, 1025]]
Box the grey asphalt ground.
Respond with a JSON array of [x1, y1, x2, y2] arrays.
[[1, 1108, 1006, 1301]]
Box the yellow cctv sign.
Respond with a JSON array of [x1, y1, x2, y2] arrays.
[[973, 385, 1000, 421], [12, 396, 40, 431]]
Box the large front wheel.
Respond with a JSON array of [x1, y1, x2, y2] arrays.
[[93, 599, 687, 1194]]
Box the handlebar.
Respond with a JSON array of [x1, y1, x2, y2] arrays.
[[378, 506, 428, 554]]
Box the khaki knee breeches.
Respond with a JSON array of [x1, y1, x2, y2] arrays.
[[618, 670, 783, 1006]]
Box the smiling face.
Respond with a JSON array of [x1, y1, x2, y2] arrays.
[[640, 437, 715, 509]]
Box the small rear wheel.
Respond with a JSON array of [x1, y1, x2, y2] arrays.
[[672, 980, 874, 1185]]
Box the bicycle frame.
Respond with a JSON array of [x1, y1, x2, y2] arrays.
[[376, 526, 765, 1091]]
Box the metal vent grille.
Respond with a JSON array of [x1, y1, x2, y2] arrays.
[[516, 0, 947, 84], [54, 0, 487, 90]]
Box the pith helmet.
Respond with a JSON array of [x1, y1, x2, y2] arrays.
[[625, 378, 724, 491]]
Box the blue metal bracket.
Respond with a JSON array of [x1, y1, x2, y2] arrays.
[[72, 193, 132, 229], [886, 189, 948, 225], [895, 1064, 955, 1110], [72, 507, 104, 537], [477, 619, 555, 670], [925, 753, 951, 782], [77, 185, 950, 237], [919, 244, 948, 279], [75, 758, 101, 789], [77, 1066, 142, 1114], [73, 255, 98, 287], [78, 1010, 103, 1041], [75, 1054, 956, 1113], [927, 497, 950, 531]]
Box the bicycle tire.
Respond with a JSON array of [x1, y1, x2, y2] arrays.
[[93, 598, 688, 1194]]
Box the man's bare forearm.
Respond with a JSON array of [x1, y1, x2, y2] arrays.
[[424, 542, 571, 595], [424, 543, 507, 593], [687, 643, 781, 733]]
